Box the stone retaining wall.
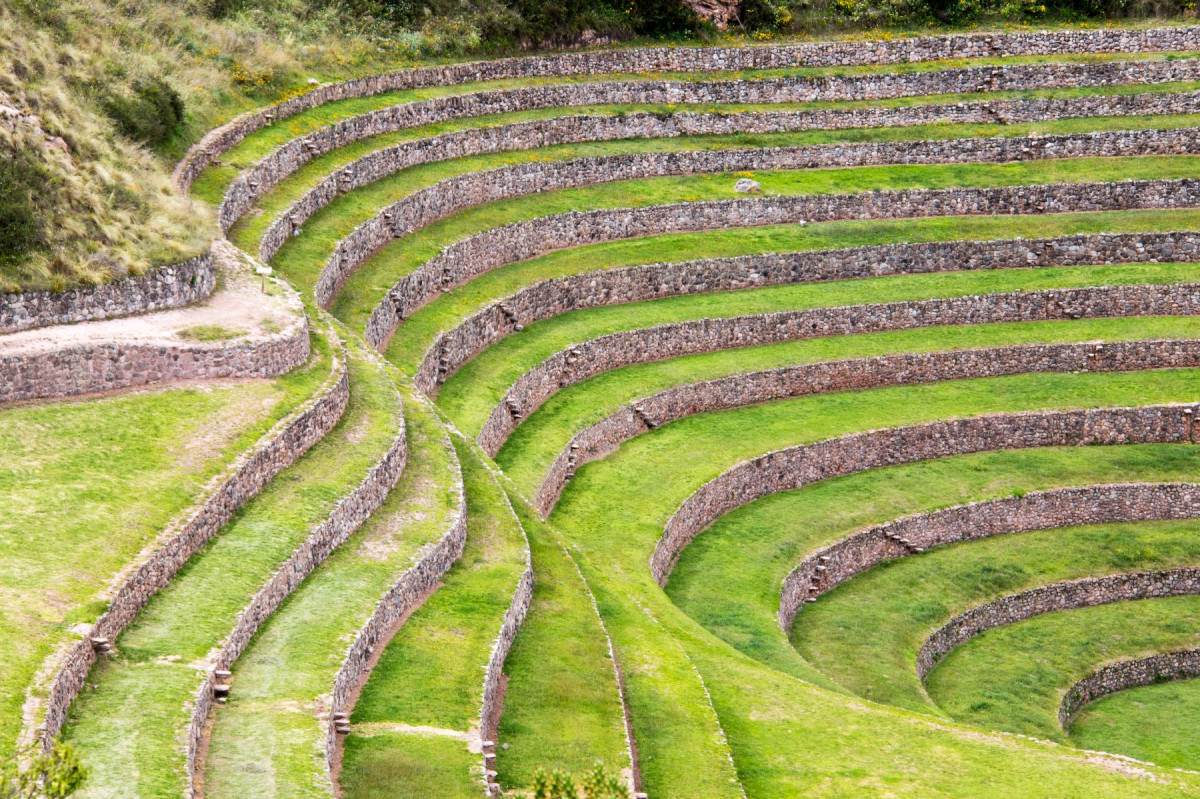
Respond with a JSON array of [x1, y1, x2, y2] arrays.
[[481, 558, 534, 797], [0, 253, 215, 335], [654, 404, 1200, 586], [366, 178, 1200, 350], [918, 567, 1200, 680], [324, 415, 468, 785], [177, 25, 1200, 191], [184, 367, 408, 798], [429, 230, 1200, 401], [37, 328, 350, 748], [480, 279, 1200, 472], [531, 338, 1200, 515], [1060, 648, 1200, 726], [0, 326, 311, 406], [782, 483, 1200, 633], [262, 91, 1200, 268]]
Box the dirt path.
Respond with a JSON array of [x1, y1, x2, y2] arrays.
[[0, 240, 304, 356]]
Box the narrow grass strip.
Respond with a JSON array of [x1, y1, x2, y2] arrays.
[[202, 384, 458, 799], [925, 595, 1200, 741], [495, 498, 632, 790], [325, 154, 1200, 328], [377, 207, 1200, 379], [61, 346, 401, 799], [0, 366, 322, 756], [342, 439, 527, 798], [437, 260, 1200, 444], [792, 519, 1200, 715], [1070, 677, 1200, 770]]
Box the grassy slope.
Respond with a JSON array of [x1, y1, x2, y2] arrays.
[[669, 447, 1200, 689], [793, 520, 1200, 714], [926, 596, 1200, 740], [530, 364, 1200, 791], [494, 316, 1200, 492], [63, 343, 400, 799], [1071, 679, 1200, 770], [196, 51, 1200, 205], [342, 438, 526, 799], [495, 497, 631, 788], [204, 386, 458, 799], [0, 329, 331, 757], [228, 103, 1200, 253], [539, 370, 1200, 797], [308, 153, 1200, 330], [163, 31, 1200, 796]]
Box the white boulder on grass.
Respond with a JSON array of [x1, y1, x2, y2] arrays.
[[733, 178, 761, 194]]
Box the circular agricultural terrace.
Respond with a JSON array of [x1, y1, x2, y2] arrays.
[[9, 23, 1200, 799]]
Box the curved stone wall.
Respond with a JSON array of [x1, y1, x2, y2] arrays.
[[324, 412, 468, 787], [366, 178, 1200, 349], [0, 326, 311, 406], [225, 58, 1200, 238], [654, 403, 1200, 588], [261, 93, 1200, 270], [0, 253, 215, 335], [918, 567, 1200, 680], [480, 498, 534, 797], [427, 230, 1200, 400], [184, 368, 408, 798], [479, 280, 1200, 464], [37, 327, 350, 748], [531, 338, 1200, 515], [782, 483, 1200, 633], [1060, 648, 1200, 727], [177, 24, 1200, 191]]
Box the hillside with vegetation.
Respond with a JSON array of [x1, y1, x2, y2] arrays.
[[9, 4, 1200, 799]]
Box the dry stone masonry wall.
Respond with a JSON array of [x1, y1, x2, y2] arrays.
[[654, 404, 1200, 586], [37, 330, 350, 748], [480, 491, 534, 797], [782, 483, 1200, 632], [366, 178, 1200, 350], [918, 567, 1200, 680], [486, 280, 1200, 471], [1060, 648, 1200, 726], [184, 366, 408, 798], [233, 54, 1200, 246], [0, 329, 311, 406], [531, 338, 1200, 514], [0, 253, 215, 335], [177, 25, 1200, 191], [324, 414, 468, 787], [299, 118, 1200, 311], [264, 92, 1200, 270], [433, 230, 1200, 402]]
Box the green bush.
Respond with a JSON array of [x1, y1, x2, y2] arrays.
[[532, 764, 630, 799], [0, 741, 87, 799], [0, 150, 47, 266], [101, 77, 185, 148]]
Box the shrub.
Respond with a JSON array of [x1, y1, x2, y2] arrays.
[[0, 741, 87, 799], [532, 764, 630, 799], [101, 77, 185, 147], [0, 150, 47, 266], [626, 0, 707, 35], [739, 0, 793, 29]]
